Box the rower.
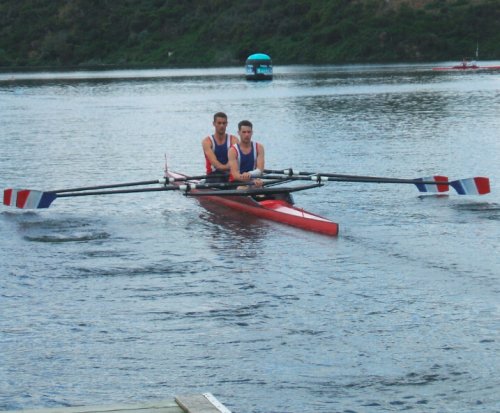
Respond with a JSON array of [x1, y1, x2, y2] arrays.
[[202, 112, 239, 183], [461, 58, 467, 67], [228, 120, 265, 189]]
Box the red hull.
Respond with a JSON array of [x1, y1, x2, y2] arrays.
[[433, 65, 500, 71], [166, 171, 339, 235]]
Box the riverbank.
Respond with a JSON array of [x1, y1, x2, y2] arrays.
[[1, 0, 500, 67]]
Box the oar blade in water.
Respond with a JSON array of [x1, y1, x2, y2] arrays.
[[5, 189, 58, 209], [413, 176, 449, 193], [4, 188, 21, 207], [450, 177, 490, 195]]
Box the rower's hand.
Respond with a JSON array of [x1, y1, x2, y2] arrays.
[[252, 179, 263, 188], [240, 172, 253, 181]]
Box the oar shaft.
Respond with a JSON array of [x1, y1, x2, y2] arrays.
[[51, 174, 213, 194], [262, 174, 449, 186], [186, 183, 321, 197], [52, 180, 162, 193], [57, 186, 177, 197], [264, 169, 447, 184], [56, 181, 250, 198]]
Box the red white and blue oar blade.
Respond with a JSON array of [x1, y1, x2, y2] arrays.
[[4, 188, 21, 206], [450, 177, 490, 195], [3, 189, 57, 209], [17, 190, 57, 208], [414, 176, 449, 193]]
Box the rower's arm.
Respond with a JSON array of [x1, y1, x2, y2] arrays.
[[256, 143, 265, 174], [202, 137, 227, 170], [228, 146, 247, 182]]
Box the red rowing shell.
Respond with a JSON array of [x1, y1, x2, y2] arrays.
[[165, 171, 339, 235], [433, 65, 500, 71]]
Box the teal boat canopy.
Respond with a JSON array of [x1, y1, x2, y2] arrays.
[[246, 53, 273, 81], [247, 53, 271, 60]]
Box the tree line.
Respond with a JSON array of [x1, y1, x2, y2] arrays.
[[1, 0, 499, 67]]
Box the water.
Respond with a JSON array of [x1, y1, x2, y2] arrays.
[[1, 63, 500, 412]]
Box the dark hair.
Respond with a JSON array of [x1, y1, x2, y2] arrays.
[[213, 112, 227, 121], [238, 120, 253, 130]]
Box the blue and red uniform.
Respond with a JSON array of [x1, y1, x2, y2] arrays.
[[204, 134, 232, 175], [229, 142, 259, 181]]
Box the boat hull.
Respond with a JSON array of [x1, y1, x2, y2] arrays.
[[433, 65, 500, 71], [166, 171, 339, 235]]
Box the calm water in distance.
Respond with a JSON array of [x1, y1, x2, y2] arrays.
[[1, 63, 500, 412]]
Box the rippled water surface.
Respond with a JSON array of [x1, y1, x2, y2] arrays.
[[1, 63, 500, 412]]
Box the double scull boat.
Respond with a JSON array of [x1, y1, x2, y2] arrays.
[[3, 168, 489, 237], [433, 65, 500, 71], [165, 170, 339, 235]]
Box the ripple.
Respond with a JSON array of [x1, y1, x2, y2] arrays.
[[2, 64, 500, 413], [19, 218, 92, 230], [24, 232, 110, 242]]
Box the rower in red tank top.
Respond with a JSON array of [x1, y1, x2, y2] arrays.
[[228, 120, 265, 189], [202, 112, 239, 183]]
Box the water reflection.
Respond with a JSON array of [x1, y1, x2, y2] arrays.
[[195, 197, 268, 246]]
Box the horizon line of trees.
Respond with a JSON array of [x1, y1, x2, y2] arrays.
[[1, 0, 500, 67]]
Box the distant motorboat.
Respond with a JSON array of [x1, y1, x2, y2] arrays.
[[245, 53, 273, 81]]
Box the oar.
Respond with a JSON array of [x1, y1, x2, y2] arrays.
[[186, 183, 322, 197], [50, 174, 213, 194], [3, 180, 247, 210], [265, 168, 489, 194], [260, 174, 490, 195], [265, 168, 449, 184]]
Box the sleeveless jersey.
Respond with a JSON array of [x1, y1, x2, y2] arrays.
[[229, 142, 259, 181], [205, 134, 231, 174]]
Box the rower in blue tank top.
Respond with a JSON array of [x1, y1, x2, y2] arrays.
[[208, 134, 230, 168], [202, 112, 239, 183], [228, 120, 265, 189]]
